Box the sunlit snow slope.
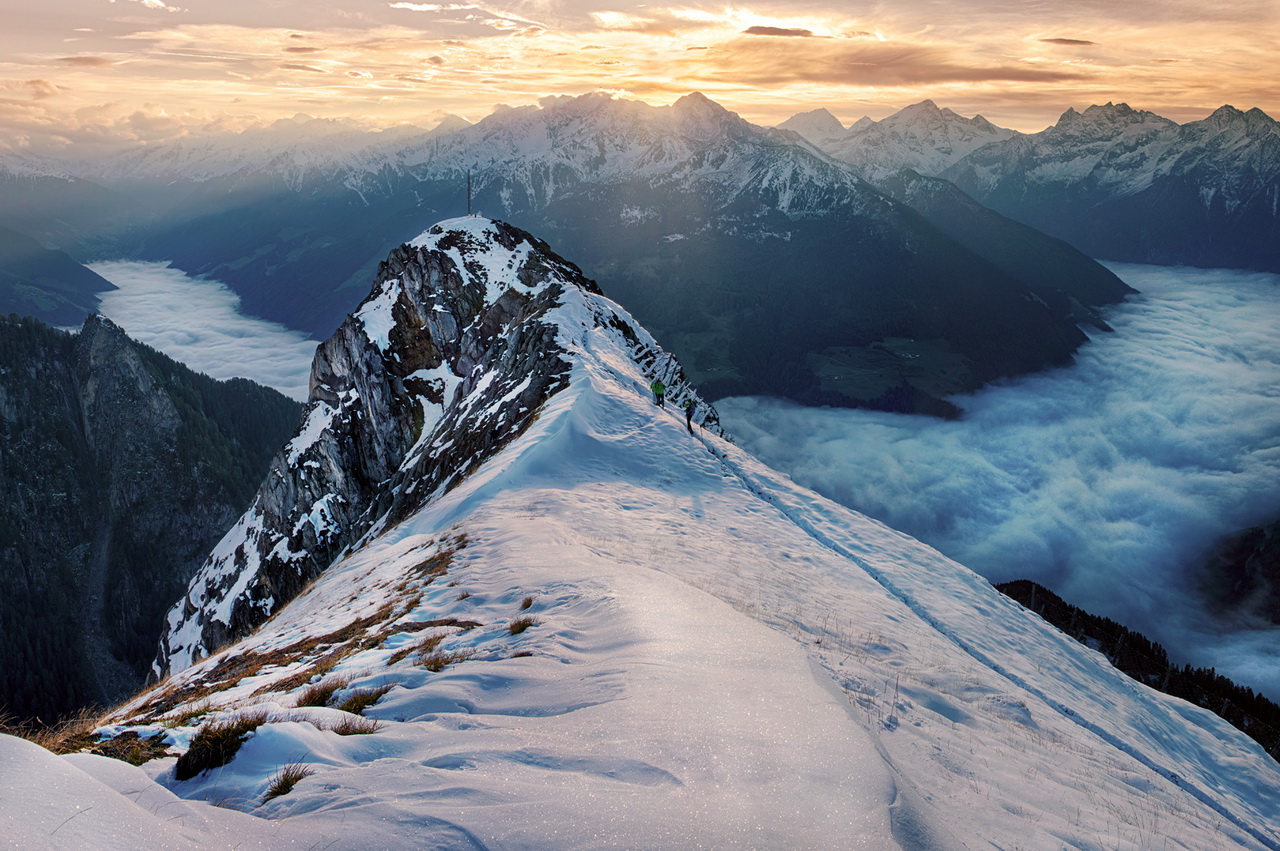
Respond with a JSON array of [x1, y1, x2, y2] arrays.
[[11, 217, 1278, 850]]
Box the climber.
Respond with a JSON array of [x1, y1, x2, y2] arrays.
[[650, 379, 666, 407], [682, 398, 696, 433]]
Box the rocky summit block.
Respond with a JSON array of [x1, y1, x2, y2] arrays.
[[157, 217, 718, 674]]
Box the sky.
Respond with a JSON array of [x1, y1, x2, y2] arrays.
[[1, 0, 1276, 154], [719, 262, 1280, 698]]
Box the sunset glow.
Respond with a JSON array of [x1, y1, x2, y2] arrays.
[[2, 0, 1276, 152]]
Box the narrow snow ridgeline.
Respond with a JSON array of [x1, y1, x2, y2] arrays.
[[15, 217, 1278, 849]]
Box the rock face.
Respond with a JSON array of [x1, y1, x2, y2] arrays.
[[1203, 518, 1280, 623], [157, 217, 720, 674], [0, 314, 299, 723], [942, 103, 1280, 272]]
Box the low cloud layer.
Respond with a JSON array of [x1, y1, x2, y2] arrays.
[[91, 261, 317, 401], [720, 263, 1280, 697]]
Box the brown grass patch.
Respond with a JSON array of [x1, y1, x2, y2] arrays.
[[329, 716, 382, 735], [397, 617, 482, 632], [0, 706, 105, 755], [295, 675, 353, 708], [387, 633, 445, 666], [262, 761, 314, 803], [135, 603, 397, 720], [90, 731, 173, 766], [508, 616, 539, 636], [420, 649, 477, 672], [175, 710, 269, 781], [335, 685, 394, 716]]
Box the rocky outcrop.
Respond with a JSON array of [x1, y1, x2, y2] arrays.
[[1203, 518, 1280, 623], [157, 217, 720, 674], [0, 315, 300, 724]]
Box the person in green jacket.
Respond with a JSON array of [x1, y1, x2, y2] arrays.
[[682, 398, 696, 433], [650, 379, 666, 407]]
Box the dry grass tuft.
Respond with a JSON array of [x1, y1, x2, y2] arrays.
[[420, 649, 477, 673], [410, 552, 453, 584], [175, 710, 269, 781], [329, 716, 382, 736], [294, 675, 353, 708], [520, 596, 535, 611], [397, 617, 482, 632], [262, 761, 315, 803], [388, 633, 445, 666], [508, 616, 539, 636], [162, 701, 213, 728], [335, 685, 394, 716], [90, 731, 173, 766], [0, 706, 105, 755]]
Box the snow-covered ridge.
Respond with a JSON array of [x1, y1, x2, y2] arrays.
[[945, 101, 1280, 202], [156, 216, 718, 674]]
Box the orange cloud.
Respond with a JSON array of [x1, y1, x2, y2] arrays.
[[57, 56, 116, 68], [742, 26, 816, 38]]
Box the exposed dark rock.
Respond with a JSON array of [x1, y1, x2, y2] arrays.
[[1201, 518, 1280, 623]]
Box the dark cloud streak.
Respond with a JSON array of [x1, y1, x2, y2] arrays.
[[696, 39, 1087, 86], [742, 26, 815, 37]]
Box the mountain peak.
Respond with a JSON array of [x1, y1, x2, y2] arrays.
[[157, 216, 717, 672], [901, 98, 941, 113], [430, 114, 472, 134], [776, 108, 846, 143]]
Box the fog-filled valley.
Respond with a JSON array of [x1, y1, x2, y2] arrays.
[[92, 261, 317, 402], [722, 263, 1280, 697]]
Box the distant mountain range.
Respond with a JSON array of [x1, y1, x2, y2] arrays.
[[784, 98, 1279, 273], [0, 94, 1274, 412]]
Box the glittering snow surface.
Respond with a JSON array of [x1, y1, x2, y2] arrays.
[[7, 219, 1279, 850]]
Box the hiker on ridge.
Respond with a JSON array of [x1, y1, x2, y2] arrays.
[[650, 379, 666, 407]]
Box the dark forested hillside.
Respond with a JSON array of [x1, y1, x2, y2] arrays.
[[0, 314, 301, 726], [998, 579, 1280, 759]]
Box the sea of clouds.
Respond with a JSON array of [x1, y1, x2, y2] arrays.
[[91, 261, 317, 401], [719, 264, 1280, 697]]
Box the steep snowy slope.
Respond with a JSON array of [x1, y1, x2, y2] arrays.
[[21, 217, 1274, 850]]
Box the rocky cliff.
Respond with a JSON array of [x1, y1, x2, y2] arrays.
[[0, 314, 299, 723], [157, 217, 719, 674]]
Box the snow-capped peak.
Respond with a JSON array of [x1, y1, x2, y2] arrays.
[[776, 108, 847, 144], [807, 99, 1018, 181], [156, 216, 717, 674]]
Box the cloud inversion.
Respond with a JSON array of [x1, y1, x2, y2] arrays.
[[91, 260, 317, 401], [720, 263, 1280, 698]]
